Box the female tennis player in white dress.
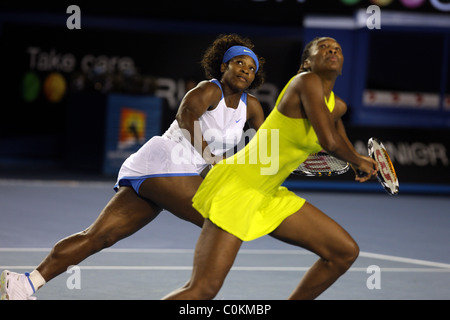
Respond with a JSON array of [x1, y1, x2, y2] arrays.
[[0, 34, 265, 300], [116, 77, 250, 191]]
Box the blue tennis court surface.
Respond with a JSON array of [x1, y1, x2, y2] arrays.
[[1, 178, 449, 300]]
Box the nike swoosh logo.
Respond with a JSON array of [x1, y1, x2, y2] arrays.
[[235, 119, 242, 123]]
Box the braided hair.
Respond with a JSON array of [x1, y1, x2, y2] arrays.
[[298, 37, 321, 74]]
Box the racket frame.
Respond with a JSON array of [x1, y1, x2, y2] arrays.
[[368, 137, 399, 195]]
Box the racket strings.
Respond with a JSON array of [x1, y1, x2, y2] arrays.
[[300, 155, 346, 172]]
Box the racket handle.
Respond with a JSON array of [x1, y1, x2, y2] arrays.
[[200, 164, 213, 178], [356, 169, 368, 178]]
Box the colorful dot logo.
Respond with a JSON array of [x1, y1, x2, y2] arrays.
[[22, 72, 41, 103], [340, 0, 362, 5], [370, 0, 394, 6], [43, 72, 67, 103], [400, 0, 426, 8]]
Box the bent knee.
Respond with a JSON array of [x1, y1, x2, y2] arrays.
[[345, 239, 359, 261], [185, 280, 223, 300], [335, 239, 359, 271]]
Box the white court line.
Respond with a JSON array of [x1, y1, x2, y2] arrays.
[[1, 265, 450, 272], [0, 248, 310, 255], [0, 179, 112, 188], [1, 248, 450, 270], [358, 252, 450, 270]]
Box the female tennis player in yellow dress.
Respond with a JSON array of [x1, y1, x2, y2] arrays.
[[164, 37, 378, 300]]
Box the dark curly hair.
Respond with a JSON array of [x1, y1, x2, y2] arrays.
[[201, 34, 265, 90]]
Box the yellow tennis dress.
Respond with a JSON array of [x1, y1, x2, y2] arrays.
[[192, 77, 335, 241]]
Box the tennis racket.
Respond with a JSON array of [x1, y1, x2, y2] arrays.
[[292, 152, 350, 177], [367, 137, 399, 195]]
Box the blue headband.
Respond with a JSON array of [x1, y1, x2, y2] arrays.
[[222, 46, 259, 72]]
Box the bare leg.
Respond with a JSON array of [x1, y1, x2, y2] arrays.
[[139, 175, 204, 227], [36, 187, 160, 283], [36, 175, 205, 286], [163, 219, 242, 300], [270, 202, 359, 300]]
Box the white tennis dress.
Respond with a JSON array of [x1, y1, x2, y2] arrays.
[[115, 79, 248, 191]]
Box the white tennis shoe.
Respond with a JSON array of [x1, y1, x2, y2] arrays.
[[1, 270, 36, 300]]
